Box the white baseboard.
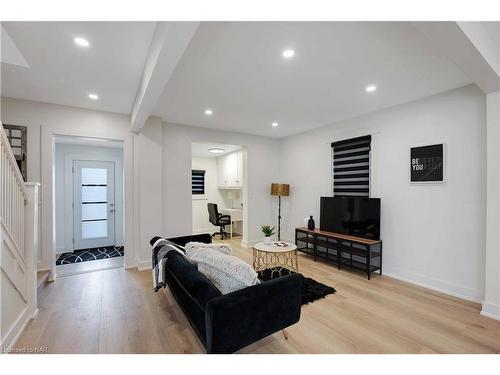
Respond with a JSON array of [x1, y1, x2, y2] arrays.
[[138, 260, 152, 271], [193, 227, 215, 235], [383, 265, 482, 303], [240, 239, 259, 248], [480, 302, 500, 321], [1, 307, 38, 350], [124, 262, 137, 270]]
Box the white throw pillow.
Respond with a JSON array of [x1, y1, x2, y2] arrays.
[[185, 242, 232, 259], [190, 249, 260, 294]]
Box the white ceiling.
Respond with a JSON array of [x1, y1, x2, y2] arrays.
[[1, 22, 475, 138], [481, 21, 500, 46], [192, 142, 241, 158], [153, 22, 472, 138], [1, 26, 29, 67], [1, 21, 155, 114]]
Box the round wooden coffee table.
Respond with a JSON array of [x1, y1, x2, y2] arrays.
[[252, 241, 299, 273]]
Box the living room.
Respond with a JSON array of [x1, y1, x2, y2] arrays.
[[1, 0, 499, 372]]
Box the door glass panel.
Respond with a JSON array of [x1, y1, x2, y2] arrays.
[[82, 186, 107, 202], [11, 138, 22, 147], [82, 168, 107, 185], [11, 129, 22, 138], [82, 203, 107, 221], [82, 221, 107, 239], [75, 164, 115, 246]]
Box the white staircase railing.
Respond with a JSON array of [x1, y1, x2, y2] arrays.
[[0, 123, 39, 350], [1, 124, 27, 256]]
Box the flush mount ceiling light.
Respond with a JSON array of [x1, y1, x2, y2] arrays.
[[74, 37, 90, 47], [282, 49, 295, 59], [365, 85, 377, 93], [208, 147, 225, 154], [204, 109, 213, 116], [272, 122, 279, 127], [88, 93, 99, 100]]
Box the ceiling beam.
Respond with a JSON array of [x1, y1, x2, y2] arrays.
[[413, 22, 500, 93], [130, 21, 199, 133]]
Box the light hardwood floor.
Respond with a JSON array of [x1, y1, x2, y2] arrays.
[[56, 256, 124, 277], [14, 238, 500, 354]]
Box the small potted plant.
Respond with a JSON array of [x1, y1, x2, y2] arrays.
[[261, 225, 276, 245]]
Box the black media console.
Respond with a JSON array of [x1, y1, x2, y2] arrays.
[[295, 227, 382, 279]]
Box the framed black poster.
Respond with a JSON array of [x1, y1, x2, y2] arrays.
[[410, 144, 444, 183]]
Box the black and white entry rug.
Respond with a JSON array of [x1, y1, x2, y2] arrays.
[[56, 246, 124, 265]]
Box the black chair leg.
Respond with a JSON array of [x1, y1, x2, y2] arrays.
[[212, 225, 229, 239], [212, 226, 226, 239]]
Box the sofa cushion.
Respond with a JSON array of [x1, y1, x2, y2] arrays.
[[185, 242, 232, 258], [190, 249, 260, 294], [166, 252, 222, 309]]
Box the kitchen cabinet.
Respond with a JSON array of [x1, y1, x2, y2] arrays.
[[217, 150, 243, 188]]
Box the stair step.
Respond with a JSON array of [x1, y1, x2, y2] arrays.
[[37, 271, 50, 290]]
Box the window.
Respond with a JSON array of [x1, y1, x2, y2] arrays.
[[3, 124, 27, 181], [331, 135, 371, 197], [192, 170, 206, 195]]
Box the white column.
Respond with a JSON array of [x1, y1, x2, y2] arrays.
[[482, 91, 500, 320], [24, 182, 40, 318]]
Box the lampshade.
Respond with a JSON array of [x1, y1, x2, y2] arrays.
[[271, 183, 290, 196]]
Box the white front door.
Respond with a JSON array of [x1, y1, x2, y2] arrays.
[[73, 160, 115, 250]]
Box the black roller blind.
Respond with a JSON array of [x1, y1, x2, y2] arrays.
[[192, 170, 206, 195], [331, 135, 371, 197]]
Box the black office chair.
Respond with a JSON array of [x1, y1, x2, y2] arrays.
[[207, 203, 231, 239]]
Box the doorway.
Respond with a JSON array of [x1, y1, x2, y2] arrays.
[[191, 142, 246, 243], [54, 136, 124, 276]]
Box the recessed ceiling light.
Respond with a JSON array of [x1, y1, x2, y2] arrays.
[[208, 147, 225, 154], [282, 49, 295, 59], [272, 122, 279, 127], [205, 109, 213, 116], [74, 37, 90, 47], [365, 85, 377, 93], [88, 93, 99, 100]]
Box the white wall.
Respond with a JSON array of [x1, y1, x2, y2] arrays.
[[54, 143, 124, 253], [191, 157, 224, 234], [280, 85, 487, 302], [134, 117, 164, 270], [483, 90, 500, 320], [162, 122, 281, 250]]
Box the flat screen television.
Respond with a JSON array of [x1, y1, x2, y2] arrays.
[[320, 196, 380, 240]]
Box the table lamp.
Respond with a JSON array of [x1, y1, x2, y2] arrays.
[[271, 183, 290, 241]]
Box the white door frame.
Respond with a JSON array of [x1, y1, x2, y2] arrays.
[[42, 128, 132, 282], [73, 160, 116, 250]]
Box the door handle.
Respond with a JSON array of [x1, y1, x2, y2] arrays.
[[110, 209, 115, 213]]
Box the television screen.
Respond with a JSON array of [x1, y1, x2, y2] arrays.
[[320, 197, 380, 240]]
